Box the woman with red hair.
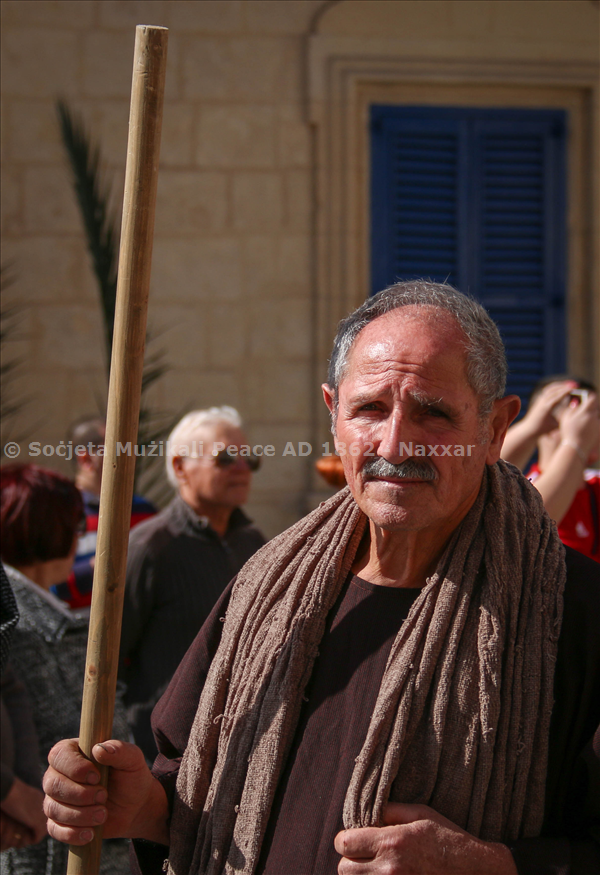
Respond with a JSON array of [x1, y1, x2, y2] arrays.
[[0, 464, 130, 874], [0, 464, 83, 580]]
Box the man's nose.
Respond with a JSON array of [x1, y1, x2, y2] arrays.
[[231, 456, 253, 473], [376, 412, 407, 461]]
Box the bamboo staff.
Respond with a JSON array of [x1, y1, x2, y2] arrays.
[[67, 25, 168, 875]]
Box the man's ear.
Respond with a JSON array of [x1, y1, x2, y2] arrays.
[[171, 456, 187, 484], [486, 395, 521, 464], [322, 384, 336, 416]]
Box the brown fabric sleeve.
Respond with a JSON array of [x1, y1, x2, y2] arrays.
[[131, 583, 233, 875], [150, 580, 233, 762]]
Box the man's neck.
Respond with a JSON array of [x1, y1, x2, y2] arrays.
[[14, 558, 71, 591], [352, 522, 458, 589], [182, 495, 233, 538]]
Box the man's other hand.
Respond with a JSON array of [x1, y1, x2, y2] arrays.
[[335, 802, 518, 875], [0, 812, 35, 851], [0, 776, 47, 847], [43, 738, 169, 846]]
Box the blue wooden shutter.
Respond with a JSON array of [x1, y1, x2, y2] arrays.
[[470, 117, 566, 400], [371, 113, 465, 291], [370, 106, 567, 400]]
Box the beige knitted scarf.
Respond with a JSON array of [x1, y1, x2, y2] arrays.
[[168, 461, 565, 875]]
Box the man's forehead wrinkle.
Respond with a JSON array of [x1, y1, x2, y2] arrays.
[[339, 317, 478, 418], [349, 341, 449, 381], [344, 341, 468, 393], [349, 311, 467, 368]]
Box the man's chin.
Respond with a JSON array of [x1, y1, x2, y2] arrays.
[[354, 491, 428, 531], [361, 477, 435, 498], [225, 486, 251, 504]]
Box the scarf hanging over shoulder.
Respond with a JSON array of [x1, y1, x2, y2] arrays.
[[168, 461, 566, 875]]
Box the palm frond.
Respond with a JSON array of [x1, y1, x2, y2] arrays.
[[0, 266, 33, 430], [56, 99, 175, 497], [56, 100, 117, 356]]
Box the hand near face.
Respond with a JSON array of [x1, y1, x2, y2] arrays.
[[559, 390, 600, 461], [521, 380, 576, 437], [335, 803, 517, 875]]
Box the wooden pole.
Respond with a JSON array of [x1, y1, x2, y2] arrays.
[[67, 25, 168, 875]]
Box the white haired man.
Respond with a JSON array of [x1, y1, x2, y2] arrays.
[[44, 284, 599, 875], [118, 407, 266, 762]]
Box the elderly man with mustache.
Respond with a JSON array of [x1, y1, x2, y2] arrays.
[[42, 282, 599, 875]]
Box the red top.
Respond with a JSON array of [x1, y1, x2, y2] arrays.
[[527, 464, 600, 562]]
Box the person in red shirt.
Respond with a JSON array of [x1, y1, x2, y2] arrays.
[[52, 418, 156, 609], [501, 375, 600, 562]]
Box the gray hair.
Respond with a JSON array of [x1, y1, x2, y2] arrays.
[[327, 280, 506, 422], [166, 406, 243, 487]]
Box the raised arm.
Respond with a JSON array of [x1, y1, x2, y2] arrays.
[[531, 391, 600, 524], [501, 381, 575, 470]]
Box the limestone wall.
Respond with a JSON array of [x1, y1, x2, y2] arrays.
[[1, 0, 325, 536]]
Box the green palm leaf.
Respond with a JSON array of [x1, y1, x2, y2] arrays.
[[57, 99, 179, 499], [57, 100, 117, 357]]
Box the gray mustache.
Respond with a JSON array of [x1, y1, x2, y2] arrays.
[[362, 456, 438, 481]]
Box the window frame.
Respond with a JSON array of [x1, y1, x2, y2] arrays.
[[307, 48, 598, 464]]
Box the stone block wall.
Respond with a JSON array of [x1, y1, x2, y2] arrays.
[[1, 0, 326, 537]]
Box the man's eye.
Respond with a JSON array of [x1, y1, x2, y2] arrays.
[[425, 407, 447, 418]]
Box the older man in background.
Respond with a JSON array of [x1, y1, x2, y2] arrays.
[[119, 406, 266, 762]]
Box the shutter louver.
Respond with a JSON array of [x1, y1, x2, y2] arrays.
[[391, 133, 458, 282]]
